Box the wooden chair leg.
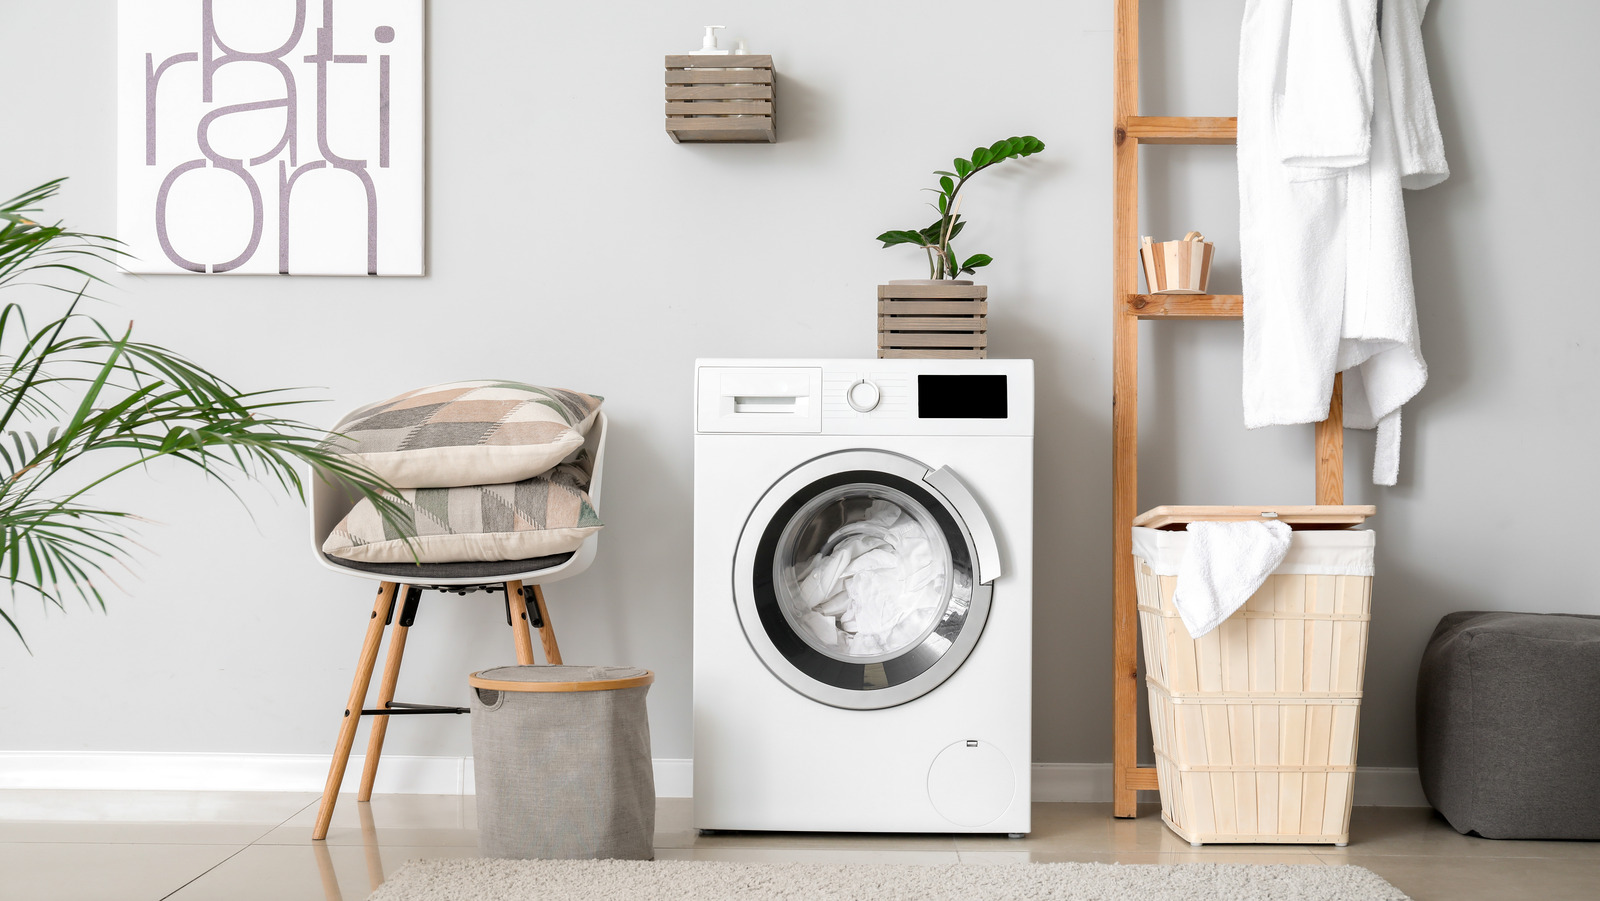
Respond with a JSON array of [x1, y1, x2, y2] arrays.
[[530, 584, 562, 665], [313, 582, 398, 841], [505, 580, 537, 665], [358, 585, 414, 802]]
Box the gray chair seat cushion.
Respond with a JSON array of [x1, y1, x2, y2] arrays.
[[1417, 611, 1600, 840], [323, 553, 573, 582]]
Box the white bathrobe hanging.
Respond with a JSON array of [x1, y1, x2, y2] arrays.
[[1238, 0, 1448, 485]]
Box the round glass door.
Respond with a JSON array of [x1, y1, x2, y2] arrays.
[[733, 450, 995, 710], [775, 483, 952, 662]]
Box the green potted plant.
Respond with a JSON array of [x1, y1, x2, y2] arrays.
[[0, 179, 409, 649], [876, 135, 1045, 282], [874, 136, 1043, 358]]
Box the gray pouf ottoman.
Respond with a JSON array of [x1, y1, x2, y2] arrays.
[[469, 665, 655, 859], [1417, 612, 1600, 839]]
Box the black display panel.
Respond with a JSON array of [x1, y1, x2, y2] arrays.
[[917, 374, 1008, 419]]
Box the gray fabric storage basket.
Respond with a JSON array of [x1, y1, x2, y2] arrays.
[[469, 665, 655, 859]]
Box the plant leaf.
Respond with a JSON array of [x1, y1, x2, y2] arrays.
[[876, 230, 926, 248], [960, 253, 993, 273], [971, 147, 991, 167], [939, 175, 954, 195], [954, 158, 972, 177]]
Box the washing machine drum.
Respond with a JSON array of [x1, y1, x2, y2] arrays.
[[733, 450, 998, 710]]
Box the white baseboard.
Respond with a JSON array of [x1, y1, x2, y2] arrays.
[[0, 753, 1427, 806], [0, 751, 474, 795], [0, 752, 693, 798], [651, 758, 694, 798]]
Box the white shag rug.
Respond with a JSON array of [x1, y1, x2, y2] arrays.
[[368, 859, 1411, 901]]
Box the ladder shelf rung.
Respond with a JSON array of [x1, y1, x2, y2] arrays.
[[1126, 766, 1160, 791], [1124, 294, 1243, 319], [1121, 116, 1237, 145]]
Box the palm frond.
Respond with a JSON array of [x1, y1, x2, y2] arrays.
[[0, 179, 416, 648], [0, 180, 127, 291]]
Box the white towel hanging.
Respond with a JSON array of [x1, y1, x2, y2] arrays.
[[1238, 0, 1447, 485]]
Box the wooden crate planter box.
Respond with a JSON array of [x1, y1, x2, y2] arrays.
[[1133, 534, 1373, 846], [878, 283, 988, 359], [665, 55, 775, 143]]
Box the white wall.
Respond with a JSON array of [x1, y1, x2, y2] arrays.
[[1, 1, 1595, 777]]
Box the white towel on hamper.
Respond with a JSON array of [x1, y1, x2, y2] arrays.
[[1173, 521, 1292, 639], [1238, 0, 1447, 485]]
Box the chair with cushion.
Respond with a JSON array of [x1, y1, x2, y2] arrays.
[[306, 381, 607, 840], [1416, 611, 1600, 840]]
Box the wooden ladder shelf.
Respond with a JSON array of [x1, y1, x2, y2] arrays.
[[1110, 0, 1348, 817]]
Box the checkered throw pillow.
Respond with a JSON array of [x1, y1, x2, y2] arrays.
[[325, 380, 603, 488], [322, 457, 603, 564]]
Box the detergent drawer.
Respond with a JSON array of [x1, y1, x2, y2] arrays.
[[696, 366, 823, 434]]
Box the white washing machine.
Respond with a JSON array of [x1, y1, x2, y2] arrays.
[[693, 358, 1033, 835]]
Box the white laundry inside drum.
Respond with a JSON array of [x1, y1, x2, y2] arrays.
[[775, 486, 953, 661]]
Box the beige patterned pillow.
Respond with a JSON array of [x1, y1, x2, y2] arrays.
[[325, 380, 602, 488], [322, 459, 603, 564]]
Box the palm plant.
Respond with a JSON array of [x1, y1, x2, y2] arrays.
[[0, 179, 410, 648], [875, 135, 1045, 280]]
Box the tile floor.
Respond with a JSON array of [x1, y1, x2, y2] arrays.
[[0, 791, 1595, 900]]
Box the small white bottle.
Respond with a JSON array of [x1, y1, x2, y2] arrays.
[[687, 25, 729, 55], [727, 37, 755, 114]]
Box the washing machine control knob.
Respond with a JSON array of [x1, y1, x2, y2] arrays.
[[846, 379, 881, 413]]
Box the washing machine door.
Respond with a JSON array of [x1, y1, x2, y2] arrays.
[[732, 449, 1002, 710]]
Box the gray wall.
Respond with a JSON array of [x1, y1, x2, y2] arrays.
[[2, 0, 1594, 773]]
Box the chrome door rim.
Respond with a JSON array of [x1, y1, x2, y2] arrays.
[[732, 449, 995, 710]]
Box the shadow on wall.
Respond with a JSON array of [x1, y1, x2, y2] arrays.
[[1013, 340, 1114, 759], [563, 414, 696, 732], [1355, 552, 1502, 769], [995, 168, 1115, 759], [573, 414, 694, 664], [1140, 0, 1242, 116], [772, 74, 828, 145], [1399, 10, 1476, 424], [672, 73, 829, 149]]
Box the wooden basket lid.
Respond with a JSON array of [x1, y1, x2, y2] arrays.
[[469, 665, 654, 693], [1133, 505, 1375, 531]]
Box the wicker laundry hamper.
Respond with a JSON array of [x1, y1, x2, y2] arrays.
[[469, 665, 656, 860], [1132, 513, 1375, 846]]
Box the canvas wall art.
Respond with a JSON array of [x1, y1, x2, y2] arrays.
[[117, 0, 424, 276]]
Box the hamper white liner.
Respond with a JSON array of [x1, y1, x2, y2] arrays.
[[1132, 527, 1375, 845], [1131, 527, 1375, 577]]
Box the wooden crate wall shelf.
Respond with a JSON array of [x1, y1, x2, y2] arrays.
[[878, 283, 988, 359], [665, 55, 776, 143]]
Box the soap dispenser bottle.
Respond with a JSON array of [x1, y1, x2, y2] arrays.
[[688, 25, 729, 55]]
